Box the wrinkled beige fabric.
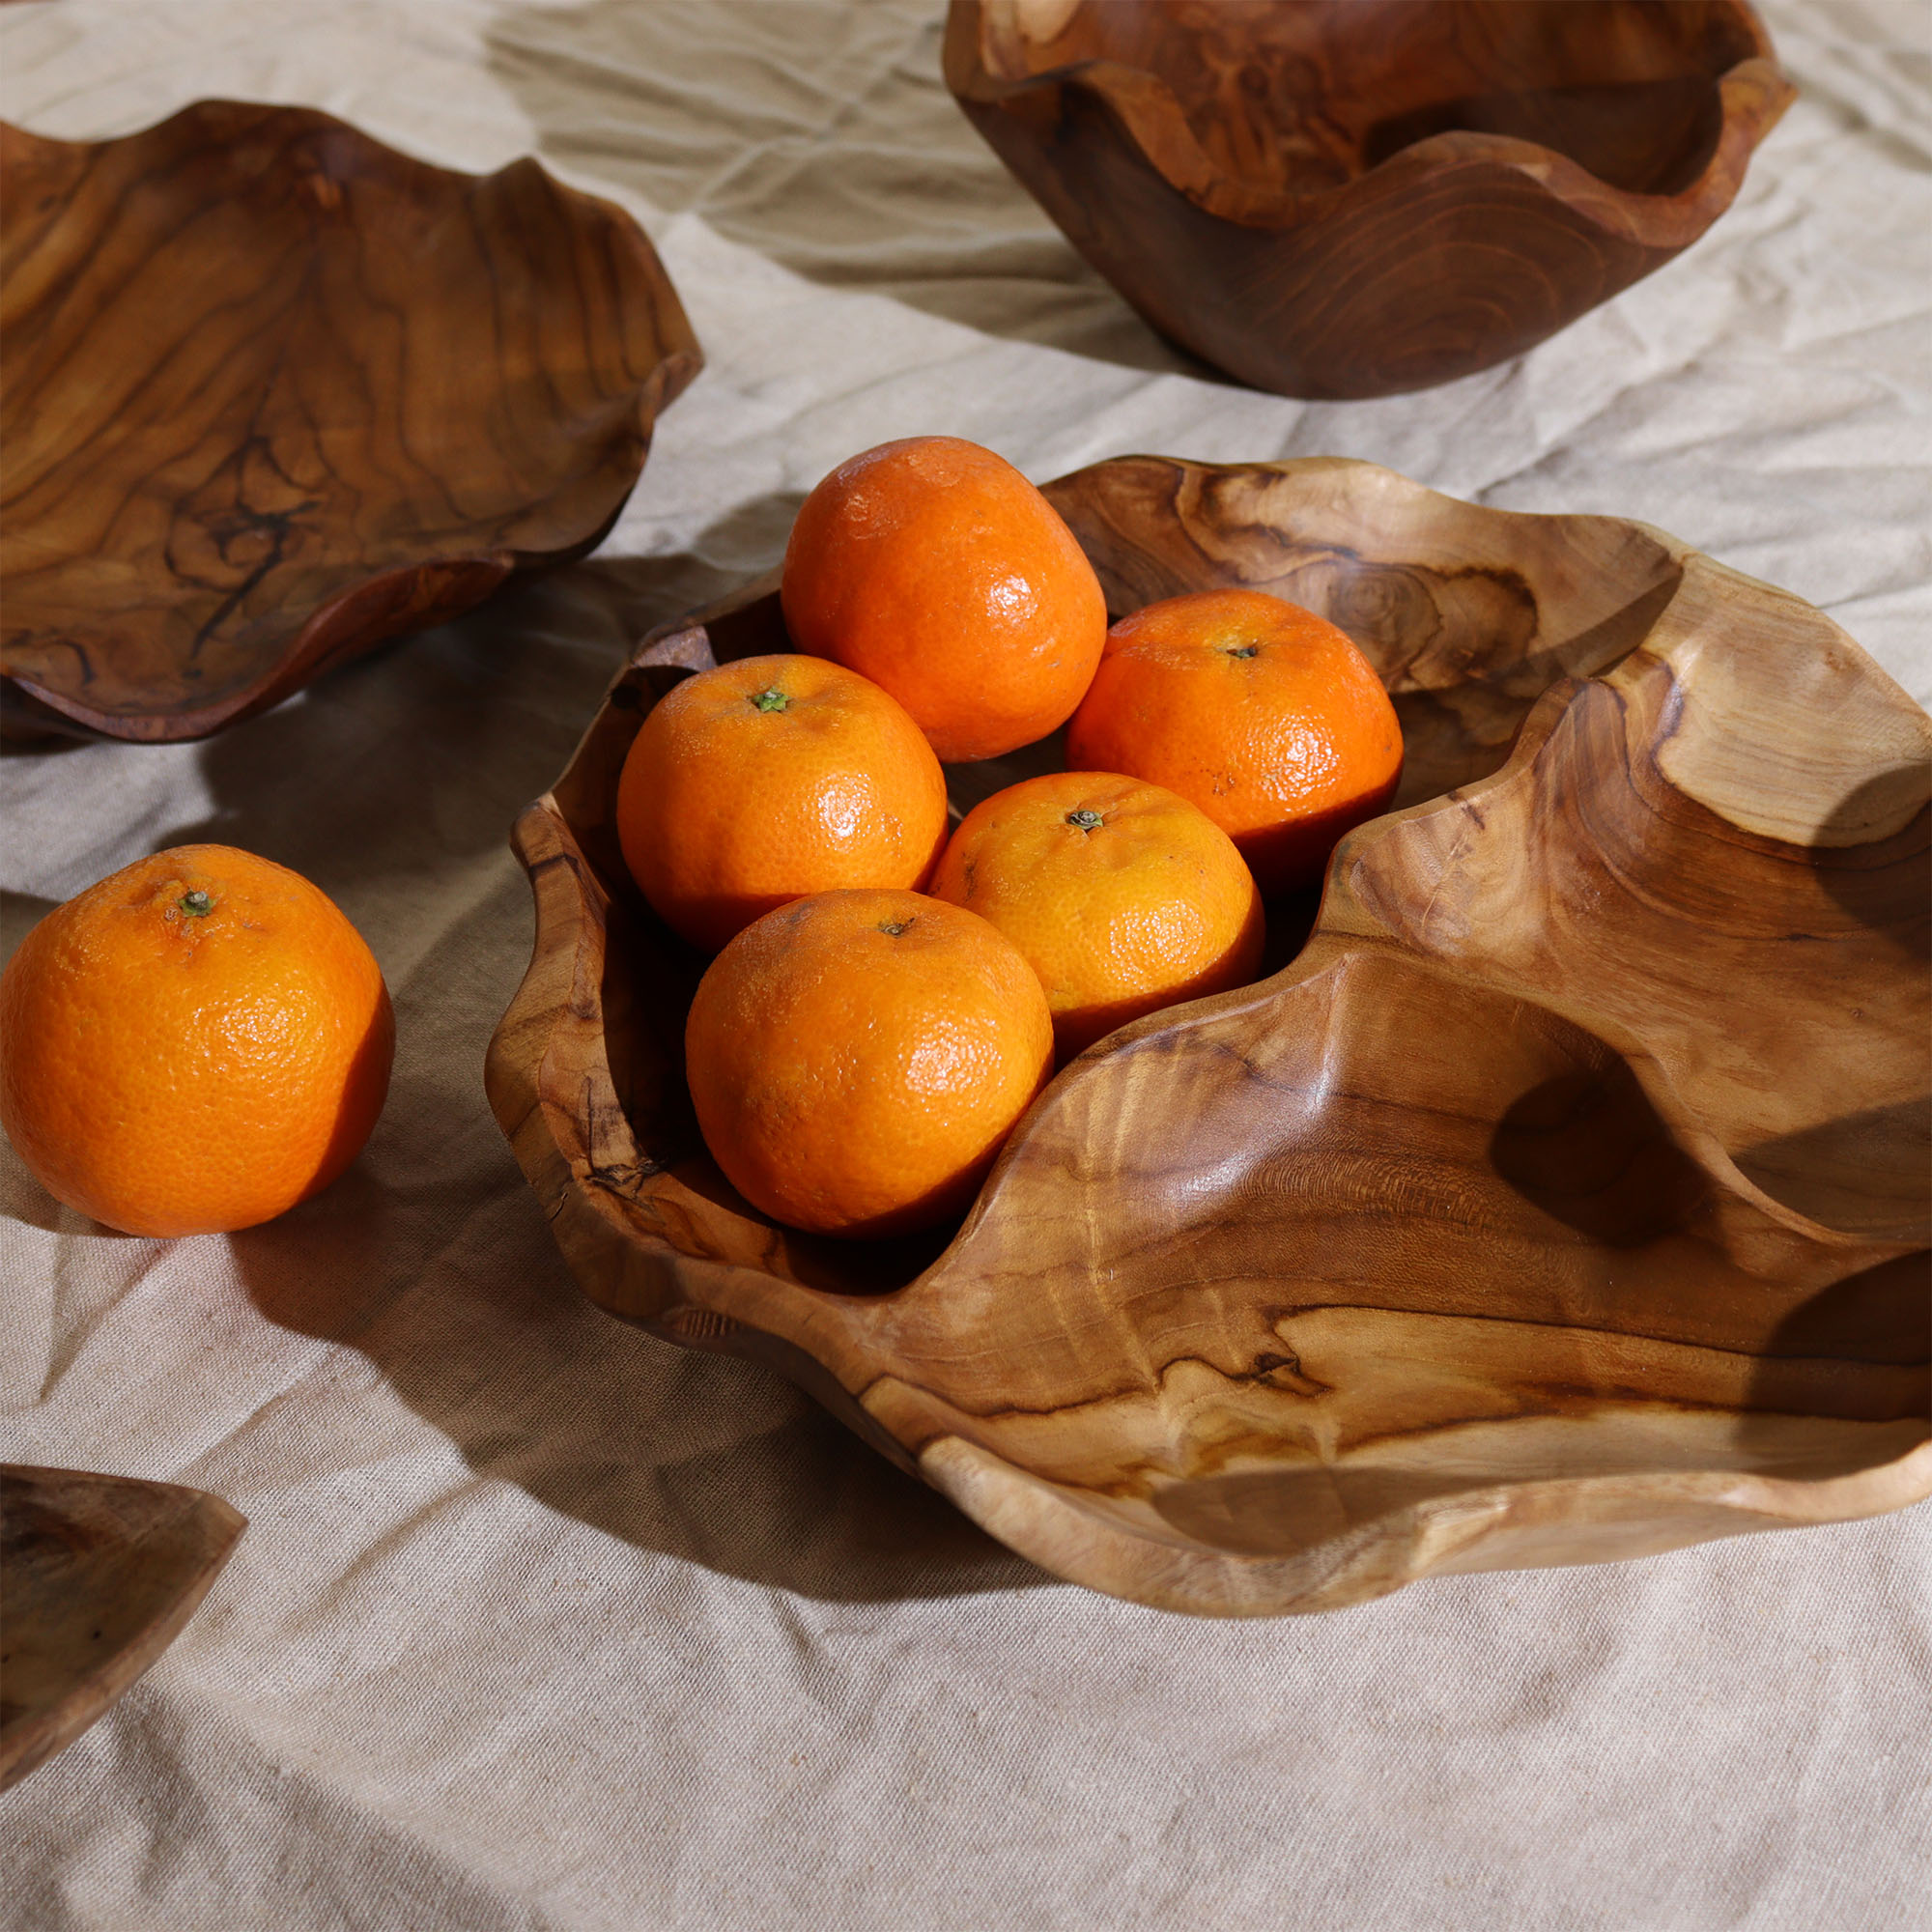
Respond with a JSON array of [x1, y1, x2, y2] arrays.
[[1, 3, 1927, 1927]]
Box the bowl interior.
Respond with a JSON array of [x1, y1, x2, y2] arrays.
[[553, 458, 1925, 1286], [898, 940, 1929, 1530], [999, 0, 1762, 196]]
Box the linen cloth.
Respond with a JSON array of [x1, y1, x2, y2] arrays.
[[2, 2, 1928, 1925]]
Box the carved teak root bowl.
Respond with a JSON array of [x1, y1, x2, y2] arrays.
[[487, 456, 1930, 1617], [0, 101, 700, 741], [944, 0, 1793, 399]]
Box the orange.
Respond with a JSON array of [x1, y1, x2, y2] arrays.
[[1065, 589, 1404, 895], [615, 652, 949, 952], [780, 436, 1108, 763], [0, 844, 393, 1237], [684, 889, 1053, 1238], [929, 772, 1264, 1060]]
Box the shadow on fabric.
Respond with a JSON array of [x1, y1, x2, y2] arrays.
[[230, 1172, 1044, 1606], [484, 0, 1228, 383]]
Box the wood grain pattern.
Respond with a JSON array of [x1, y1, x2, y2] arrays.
[[0, 1465, 244, 1790], [0, 100, 701, 741], [485, 455, 1931, 1617], [944, 1, 1792, 398]]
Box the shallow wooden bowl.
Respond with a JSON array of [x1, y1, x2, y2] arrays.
[[944, 0, 1793, 398], [0, 1465, 244, 1790], [0, 100, 700, 741], [486, 455, 1930, 1617]]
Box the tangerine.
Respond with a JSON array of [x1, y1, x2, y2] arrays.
[[780, 436, 1107, 763], [684, 889, 1053, 1238], [615, 653, 949, 952], [1065, 589, 1403, 894], [929, 771, 1264, 1060], [0, 845, 393, 1237]]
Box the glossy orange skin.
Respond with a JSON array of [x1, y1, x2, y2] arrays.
[[930, 771, 1264, 1061], [0, 845, 393, 1237], [684, 890, 1054, 1239], [780, 437, 1108, 763], [616, 653, 949, 952], [1065, 590, 1404, 895]]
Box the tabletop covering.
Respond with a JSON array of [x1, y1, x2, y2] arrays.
[[1, 3, 1927, 1926]]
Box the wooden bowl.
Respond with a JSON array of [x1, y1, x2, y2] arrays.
[[0, 100, 700, 742], [0, 1465, 244, 1791], [485, 455, 1930, 1617], [943, 1, 1794, 398]]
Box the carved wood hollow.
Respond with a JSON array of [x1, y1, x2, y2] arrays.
[[486, 455, 1931, 1616]]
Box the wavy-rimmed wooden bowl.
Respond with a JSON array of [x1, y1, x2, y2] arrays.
[[944, 0, 1793, 398], [0, 100, 701, 741], [0, 1465, 244, 1791], [486, 455, 1930, 1617]]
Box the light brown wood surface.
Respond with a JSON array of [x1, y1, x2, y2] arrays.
[[944, 0, 1792, 398], [0, 1465, 244, 1791], [0, 100, 700, 741], [485, 455, 1931, 1617]]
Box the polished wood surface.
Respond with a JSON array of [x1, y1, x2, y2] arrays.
[[944, 1, 1793, 398], [486, 455, 1931, 1617], [0, 1465, 244, 1790], [0, 100, 701, 741]]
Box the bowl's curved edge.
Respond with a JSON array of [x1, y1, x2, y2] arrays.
[[484, 798, 596, 1208], [0, 100, 704, 743], [919, 1428, 1932, 1618], [2, 554, 516, 744]]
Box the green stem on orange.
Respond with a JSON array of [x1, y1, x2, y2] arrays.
[[751, 689, 789, 713], [1065, 809, 1103, 833], [178, 890, 214, 918]]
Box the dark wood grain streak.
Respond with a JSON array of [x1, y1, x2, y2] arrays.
[[484, 455, 1931, 1617], [943, 0, 1792, 398], [0, 1465, 244, 1791], [0, 100, 701, 740]]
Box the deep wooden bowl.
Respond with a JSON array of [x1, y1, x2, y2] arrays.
[[0, 1465, 244, 1790], [486, 455, 1930, 1617], [943, 0, 1793, 398], [0, 100, 700, 741]]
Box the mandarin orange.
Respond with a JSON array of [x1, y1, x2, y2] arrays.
[[1065, 589, 1403, 894], [615, 653, 949, 952], [929, 771, 1264, 1060], [780, 436, 1107, 762], [683, 889, 1053, 1238], [0, 845, 393, 1237]]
